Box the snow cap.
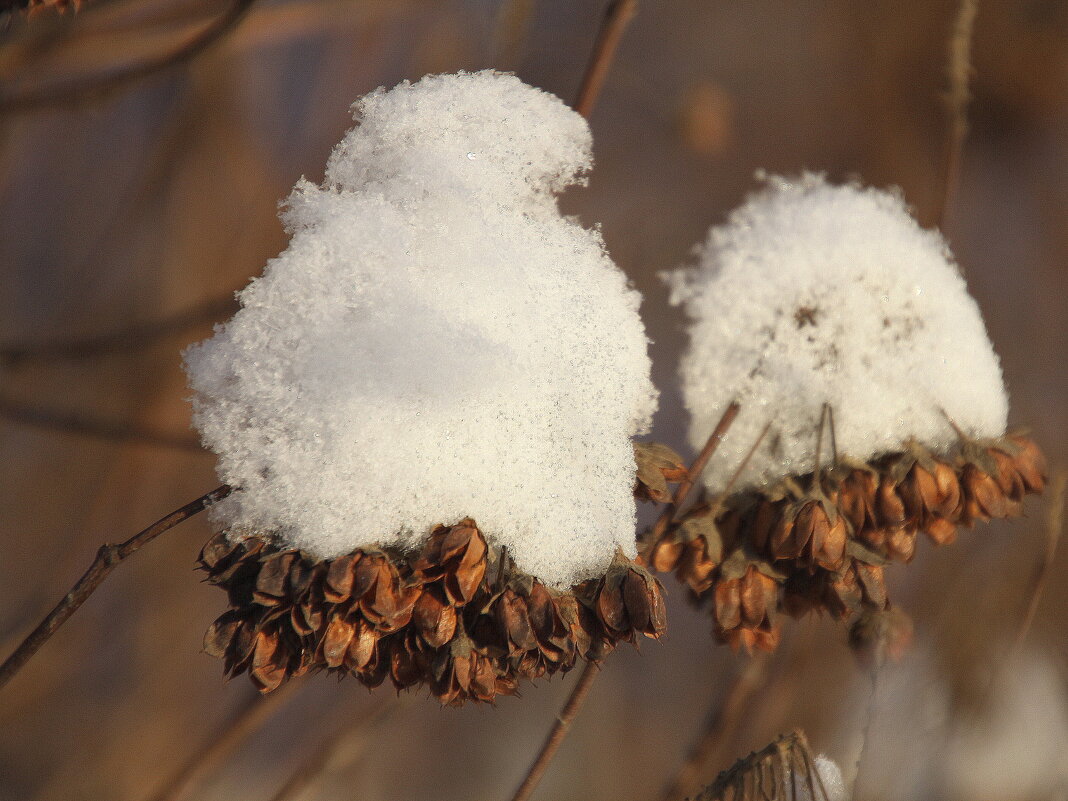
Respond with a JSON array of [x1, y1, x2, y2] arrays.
[[184, 71, 657, 587], [668, 173, 1007, 493]]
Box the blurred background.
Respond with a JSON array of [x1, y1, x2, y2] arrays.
[[0, 1, 1065, 799]]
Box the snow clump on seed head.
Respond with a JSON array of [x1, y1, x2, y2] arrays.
[[184, 71, 657, 588], [667, 172, 1007, 494]]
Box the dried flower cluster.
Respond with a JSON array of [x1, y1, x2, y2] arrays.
[[199, 521, 665, 705], [640, 433, 1046, 650]]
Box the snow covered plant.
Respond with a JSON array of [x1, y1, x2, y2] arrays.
[[185, 71, 666, 704], [643, 173, 1046, 651]]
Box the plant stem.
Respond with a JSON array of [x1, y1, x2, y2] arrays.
[[0, 0, 258, 112], [0, 395, 204, 451], [0, 484, 232, 692], [650, 401, 740, 543], [0, 295, 238, 369], [657, 652, 769, 801], [147, 680, 297, 801], [851, 667, 879, 801], [939, 0, 979, 234], [573, 0, 638, 118], [267, 697, 399, 801], [509, 659, 602, 801], [1009, 468, 1065, 658]]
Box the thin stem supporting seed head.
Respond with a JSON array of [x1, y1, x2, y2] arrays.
[[0, 485, 232, 692], [508, 659, 602, 801]]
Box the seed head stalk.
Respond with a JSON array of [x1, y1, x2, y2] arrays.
[[0, 485, 232, 692]]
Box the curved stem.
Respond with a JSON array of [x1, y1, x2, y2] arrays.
[[0, 484, 232, 691], [509, 659, 602, 801], [0, 0, 258, 112]]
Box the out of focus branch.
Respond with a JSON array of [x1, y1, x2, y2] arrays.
[[0, 295, 237, 368], [1009, 467, 1065, 657], [0, 395, 204, 450], [0, 484, 232, 691], [148, 681, 299, 801], [573, 0, 637, 118], [658, 653, 770, 801], [267, 697, 399, 801], [0, 0, 257, 112]]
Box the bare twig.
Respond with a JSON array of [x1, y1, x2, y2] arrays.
[[826, 405, 838, 467], [267, 698, 398, 801], [0, 484, 232, 691], [939, 0, 979, 232], [1008, 468, 1066, 658], [649, 401, 740, 543], [0, 295, 237, 368], [658, 652, 770, 801], [0, 395, 204, 450], [814, 404, 828, 479], [509, 659, 602, 801], [0, 0, 258, 112], [147, 681, 298, 801], [705, 421, 771, 521], [491, 0, 536, 67], [573, 0, 637, 118]]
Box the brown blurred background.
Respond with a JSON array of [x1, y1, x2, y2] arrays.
[[0, 1, 1065, 799]]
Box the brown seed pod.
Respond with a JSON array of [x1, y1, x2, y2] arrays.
[[642, 434, 1045, 653], [199, 520, 662, 705], [634, 441, 689, 503]]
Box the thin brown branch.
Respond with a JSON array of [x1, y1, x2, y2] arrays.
[[1009, 467, 1066, 658], [0, 395, 204, 451], [0, 0, 258, 112], [650, 401, 740, 542], [509, 659, 602, 801], [267, 697, 398, 801], [939, 0, 979, 233], [658, 652, 770, 801], [147, 681, 298, 801], [706, 421, 771, 521], [0, 484, 232, 691], [0, 295, 237, 368], [573, 0, 637, 118]]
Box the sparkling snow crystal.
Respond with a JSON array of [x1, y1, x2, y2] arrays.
[[184, 71, 657, 587], [668, 173, 1007, 493]]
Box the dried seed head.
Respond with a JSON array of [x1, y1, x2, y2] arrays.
[[200, 519, 663, 705], [642, 434, 1045, 653]]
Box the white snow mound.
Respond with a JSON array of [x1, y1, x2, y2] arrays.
[[184, 71, 657, 587], [667, 173, 1007, 493]]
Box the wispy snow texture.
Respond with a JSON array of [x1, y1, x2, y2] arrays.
[[184, 72, 657, 587], [781, 753, 847, 801], [811, 755, 847, 801], [668, 173, 1007, 493]]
